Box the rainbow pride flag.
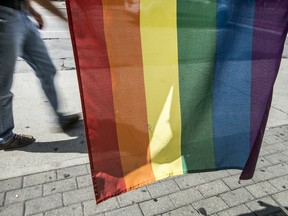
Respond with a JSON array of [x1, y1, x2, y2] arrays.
[[66, 0, 288, 202]]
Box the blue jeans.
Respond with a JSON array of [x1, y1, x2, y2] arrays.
[[0, 6, 60, 143]]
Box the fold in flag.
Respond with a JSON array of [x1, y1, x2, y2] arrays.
[[65, 0, 288, 203]]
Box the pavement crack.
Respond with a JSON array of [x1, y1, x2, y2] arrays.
[[271, 105, 288, 115]]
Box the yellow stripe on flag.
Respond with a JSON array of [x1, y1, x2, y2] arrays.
[[140, 0, 184, 180]]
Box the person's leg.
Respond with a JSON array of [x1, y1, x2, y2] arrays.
[[21, 14, 79, 130], [21, 14, 59, 115], [0, 7, 35, 149], [0, 7, 20, 143]]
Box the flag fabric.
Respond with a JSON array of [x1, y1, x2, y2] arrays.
[[65, 0, 288, 203]]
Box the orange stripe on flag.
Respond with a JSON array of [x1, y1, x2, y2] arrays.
[[102, 0, 155, 189]]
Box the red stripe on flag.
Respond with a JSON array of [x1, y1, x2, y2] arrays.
[[65, 0, 126, 202]]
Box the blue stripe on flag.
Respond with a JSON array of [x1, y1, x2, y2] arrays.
[[213, 0, 255, 168]]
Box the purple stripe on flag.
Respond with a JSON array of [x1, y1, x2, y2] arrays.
[[241, 0, 288, 179]]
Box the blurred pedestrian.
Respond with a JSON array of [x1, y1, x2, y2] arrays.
[[0, 0, 79, 150]]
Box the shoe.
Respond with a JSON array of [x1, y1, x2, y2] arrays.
[[58, 113, 80, 131], [0, 134, 35, 150]]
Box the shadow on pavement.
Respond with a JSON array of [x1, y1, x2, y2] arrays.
[[239, 201, 288, 216], [197, 201, 288, 215], [6, 120, 88, 154]]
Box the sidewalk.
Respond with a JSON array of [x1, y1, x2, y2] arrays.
[[0, 124, 288, 216], [0, 2, 287, 215]]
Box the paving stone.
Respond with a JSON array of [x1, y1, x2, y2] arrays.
[[253, 169, 278, 183], [263, 143, 288, 155], [174, 174, 206, 190], [256, 157, 273, 169], [199, 170, 230, 182], [44, 203, 83, 216], [279, 134, 288, 141], [222, 175, 254, 190], [139, 196, 175, 216], [192, 196, 228, 215], [86, 164, 92, 174], [261, 141, 270, 146], [25, 194, 62, 215], [63, 186, 94, 206], [169, 187, 203, 208], [105, 204, 142, 216], [0, 177, 22, 193], [276, 129, 288, 141], [117, 187, 151, 207], [220, 188, 254, 207], [83, 200, 97, 215], [5, 185, 42, 204], [263, 135, 285, 145], [57, 164, 88, 180], [23, 171, 56, 187], [245, 181, 279, 198], [83, 198, 119, 215], [263, 129, 274, 137], [0, 193, 4, 206], [43, 178, 77, 196], [259, 148, 271, 157], [269, 175, 288, 190], [162, 205, 199, 216], [245, 196, 279, 216], [273, 190, 288, 206], [226, 169, 242, 175], [0, 202, 24, 216], [196, 180, 230, 198], [147, 179, 180, 198], [76, 174, 92, 188], [264, 127, 288, 137], [265, 126, 288, 137], [253, 163, 288, 182], [283, 150, 288, 157], [265, 152, 288, 164], [217, 204, 254, 216]]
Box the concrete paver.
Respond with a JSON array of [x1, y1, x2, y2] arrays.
[[196, 180, 230, 198], [43, 178, 77, 196], [217, 205, 255, 216], [25, 194, 62, 215], [169, 187, 203, 208], [5, 185, 42, 205], [245, 181, 279, 199], [44, 203, 83, 216], [174, 174, 206, 190], [23, 171, 56, 187], [220, 188, 255, 207], [139, 196, 175, 216], [162, 205, 199, 216], [105, 205, 143, 216], [147, 180, 180, 198], [117, 187, 152, 207], [0, 202, 24, 216], [192, 196, 228, 215]]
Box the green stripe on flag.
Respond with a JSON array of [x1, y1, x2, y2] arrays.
[[178, 0, 217, 172]]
